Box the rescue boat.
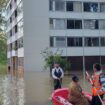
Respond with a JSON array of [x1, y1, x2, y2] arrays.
[[51, 88, 105, 105]]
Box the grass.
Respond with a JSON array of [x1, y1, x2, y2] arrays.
[[0, 64, 7, 74]]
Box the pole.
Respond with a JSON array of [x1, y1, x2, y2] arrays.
[[81, 1, 86, 89]]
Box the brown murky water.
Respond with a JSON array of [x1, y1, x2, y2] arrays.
[[0, 70, 92, 105]]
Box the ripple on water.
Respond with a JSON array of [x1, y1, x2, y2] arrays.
[[0, 75, 25, 105]]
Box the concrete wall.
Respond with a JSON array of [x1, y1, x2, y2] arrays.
[[23, 0, 49, 71]]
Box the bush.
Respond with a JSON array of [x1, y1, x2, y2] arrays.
[[41, 48, 70, 71]]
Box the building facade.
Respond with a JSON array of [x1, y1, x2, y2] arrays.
[[7, 0, 105, 72]]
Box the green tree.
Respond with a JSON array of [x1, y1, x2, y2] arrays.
[[0, 33, 7, 64], [0, 0, 9, 32], [0, 0, 9, 64], [41, 48, 71, 71]]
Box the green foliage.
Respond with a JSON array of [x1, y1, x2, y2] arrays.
[[0, 64, 7, 74], [41, 48, 70, 71], [0, 33, 7, 64], [0, 0, 8, 10], [0, 0, 9, 32]]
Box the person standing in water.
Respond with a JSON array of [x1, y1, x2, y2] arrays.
[[52, 62, 64, 90]]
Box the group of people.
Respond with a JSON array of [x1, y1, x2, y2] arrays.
[[51, 62, 105, 105]]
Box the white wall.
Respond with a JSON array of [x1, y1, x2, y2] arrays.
[[18, 48, 24, 57], [23, 0, 49, 71], [51, 47, 105, 56]]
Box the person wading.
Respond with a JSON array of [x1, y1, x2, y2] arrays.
[[52, 62, 64, 90], [86, 63, 105, 105]]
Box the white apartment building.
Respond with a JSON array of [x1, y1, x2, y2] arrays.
[[7, 0, 105, 72]]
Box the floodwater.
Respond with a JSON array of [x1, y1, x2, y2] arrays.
[[0, 74, 25, 105], [0, 70, 92, 105]]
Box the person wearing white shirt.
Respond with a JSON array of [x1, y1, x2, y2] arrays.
[[52, 62, 64, 90]]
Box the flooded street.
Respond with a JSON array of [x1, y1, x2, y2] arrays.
[[0, 75, 25, 105], [0, 70, 92, 105]]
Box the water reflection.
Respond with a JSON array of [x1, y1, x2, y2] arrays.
[[0, 70, 91, 105], [0, 75, 25, 105]]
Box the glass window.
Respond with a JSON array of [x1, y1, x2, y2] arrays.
[[84, 3, 98, 12], [99, 20, 105, 29], [10, 3, 12, 10], [55, 1, 65, 11], [15, 9, 17, 18], [67, 20, 82, 29], [14, 0, 17, 3], [17, 1, 23, 15], [10, 43, 12, 51], [18, 37, 23, 48], [74, 2, 82, 12], [55, 37, 66, 47], [15, 41, 18, 50], [66, 1, 73, 11], [49, 0, 53, 11], [85, 37, 99, 47], [100, 3, 105, 12], [67, 20, 74, 29], [50, 37, 54, 47], [101, 37, 105, 46], [10, 30, 12, 36], [55, 19, 65, 29], [18, 19, 23, 34], [49, 18, 54, 29], [67, 37, 82, 47], [75, 20, 82, 29], [10, 17, 12, 23], [15, 25, 18, 33], [84, 20, 98, 29]]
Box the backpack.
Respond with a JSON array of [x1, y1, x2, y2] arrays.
[[99, 73, 105, 86]]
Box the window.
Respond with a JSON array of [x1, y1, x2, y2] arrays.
[[15, 25, 18, 33], [75, 20, 82, 29], [73, 2, 82, 12], [17, 1, 23, 15], [84, 3, 98, 12], [10, 17, 12, 23], [55, 19, 65, 29], [14, 0, 17, 2], [67, 37, 82, 47], [67, 20, 82, 29], [49, 19, 54, 29], [49, 0, 53, 11], [10, 30, 12, 36], [67, 20, 74, 29], [10, 3, 12, 10], [101, 37, 105, 46], [84, 20, 98, 29], [18, 37, 23, 48], [100, 3, 105, 12], [85, 37, 99, 47], [50, 37, 54, 47], [18, 19, 23, 34], [55, 1, 65, 11], [66, 1, 73, 11], [12, 42, 15, 50], [15, 9, 17, 18], [99, 20, 105, 29], [55, 37, 66, 47], [15, 41, 18, 50], [10, 43, 12, 51]]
